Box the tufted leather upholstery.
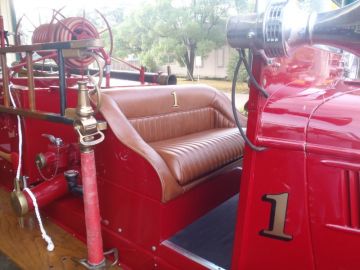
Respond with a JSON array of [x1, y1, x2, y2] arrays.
[[100, 85, 246, 202]]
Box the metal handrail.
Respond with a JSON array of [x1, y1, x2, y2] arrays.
[[0, 39, 103, 122]]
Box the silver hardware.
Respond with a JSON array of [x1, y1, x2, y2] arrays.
[[42, 133, 63, 147], [227, 0, 360, 58], [22, 175, 29, 189]]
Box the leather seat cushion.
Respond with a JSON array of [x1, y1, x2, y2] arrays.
[[150, 128, 244, 186]]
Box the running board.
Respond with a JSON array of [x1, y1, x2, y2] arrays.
[[162, 240, 226, 270]]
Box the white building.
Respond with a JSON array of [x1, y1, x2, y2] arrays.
[[160, 45, 232, 79]]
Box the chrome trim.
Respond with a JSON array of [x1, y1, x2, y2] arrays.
[[227, 0, 360, 58], [162, 240, 226, 270]]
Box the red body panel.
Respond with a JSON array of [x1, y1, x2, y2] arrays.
[[232, 46, 360, 270], [1, 38, 359, 269]]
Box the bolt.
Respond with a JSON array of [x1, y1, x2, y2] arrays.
[[101, 219, 109, 226], [247, 31, 255, 39], [267, 59, 274, 65]]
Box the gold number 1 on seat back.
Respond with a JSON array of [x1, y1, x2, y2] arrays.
[[171, 91, 179, 107]]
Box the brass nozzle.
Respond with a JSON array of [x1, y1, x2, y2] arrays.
[[76, 81, 94, 118]]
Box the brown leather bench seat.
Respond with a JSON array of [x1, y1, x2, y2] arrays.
[[150, 128, 242, 186], [100, 85, 246, 202]]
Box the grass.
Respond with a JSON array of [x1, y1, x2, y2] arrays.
[[177, 78, 249, 94]]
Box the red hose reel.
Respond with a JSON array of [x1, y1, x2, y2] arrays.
[[15, 7, 113, 75], [31, 17, 100, 69]]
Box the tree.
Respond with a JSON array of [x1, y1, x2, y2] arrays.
[[234, 0, 253, 13], [115, 0, 231, 78]]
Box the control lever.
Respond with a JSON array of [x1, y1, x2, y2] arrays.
[[42, 134, 63, 147]]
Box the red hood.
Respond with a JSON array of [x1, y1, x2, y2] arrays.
[[307, 82, 360, 160], [258, 75, 360, 160]]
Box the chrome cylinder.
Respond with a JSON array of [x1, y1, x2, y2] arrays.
[[227, 0, 360, 58]]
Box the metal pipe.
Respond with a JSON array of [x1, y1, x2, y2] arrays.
[[32, 64, 178, 85], [74, 81, 106, 267], [26, 52, 36, 111], [99, 47, 111, 88], [57, 49, 67, 115], [10, 51, 58, 72], [11, 174, 69, 216], [0, 39, 103, 54], [81, 149, 104, 265], [95, 69, 177, 85], [0, 105, 73, 124], [1, 53, 10, 107]]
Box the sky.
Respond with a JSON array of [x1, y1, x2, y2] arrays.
[[13, 0, 146, 23], [14, 0, 143, 13], [13, 0, 189, 17], [13, 0, 192, 27]]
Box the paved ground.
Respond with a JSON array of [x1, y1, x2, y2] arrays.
[[224, 93, 249, 112]]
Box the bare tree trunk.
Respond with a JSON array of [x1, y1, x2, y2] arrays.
[[184, 42, 196, 80]]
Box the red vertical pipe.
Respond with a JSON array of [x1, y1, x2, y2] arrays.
[[99, 48, 111, 88], [140, 66, 145, 84], [105, 65, 111, 88], [81, 150, 104, 265], [349, 171, 360, 228]]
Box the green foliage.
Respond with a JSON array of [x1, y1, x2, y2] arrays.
[[114, 0, 232, 76], [227, 49, 248, 82], [234, 0, 255, 13]]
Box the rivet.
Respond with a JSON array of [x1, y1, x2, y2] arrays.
[[101, 219, 109, 226], [151, 246, 156, 252], [117, 228, 122, 233]]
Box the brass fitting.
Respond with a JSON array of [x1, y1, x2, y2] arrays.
[[10, 179, 28, 216], [74, 81, 107, 152], [76, 81, 94, 118], [35, 153, 46, 169], [10, 191, 28, 216]]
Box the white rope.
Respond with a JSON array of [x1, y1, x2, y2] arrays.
[[8, 85, 22, 180], [24, 188, 55, 252], [9, 84, 54, 251]]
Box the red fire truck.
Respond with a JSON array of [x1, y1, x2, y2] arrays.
[[0, 0, 359, 269]]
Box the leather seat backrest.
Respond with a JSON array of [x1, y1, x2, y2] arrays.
[[130, 107, 234, 142], [102, 85, 236, 142]]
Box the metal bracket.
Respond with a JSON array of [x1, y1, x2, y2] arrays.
[[74, 125, 105, 147], [73, 248, 119, 269]]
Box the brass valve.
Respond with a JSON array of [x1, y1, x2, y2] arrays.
[[74, 81, 107, 151]]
